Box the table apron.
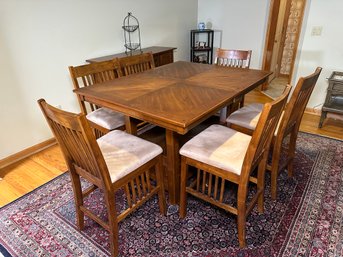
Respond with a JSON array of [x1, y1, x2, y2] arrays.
[[78, 94, 235, 135]]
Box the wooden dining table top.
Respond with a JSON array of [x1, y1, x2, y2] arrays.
[[74, 61, 271, 135]]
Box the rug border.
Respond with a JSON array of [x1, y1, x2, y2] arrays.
[[0, 172, 68, 257], [0, 243, 12, 257], [299, 131, 342, 142], [277, 149, 321, 256]]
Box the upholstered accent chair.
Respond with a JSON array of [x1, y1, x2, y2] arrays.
[[38, 99, 166, 257], [226, 67, 322, 199], [69, 59, 125, 137], [179, 86, 291, 248], [214, 48, 253, 121]]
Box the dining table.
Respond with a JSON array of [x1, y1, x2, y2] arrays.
[[74, 61, 271, 204]]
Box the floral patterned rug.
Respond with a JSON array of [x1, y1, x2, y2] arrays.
[[0, 132, 342, 257]]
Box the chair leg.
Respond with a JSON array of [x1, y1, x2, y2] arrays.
[[179, 157, 188, 219], [69, 171, 84, 230], [237, 185, 248, 248], [105, 192, 119, 257], [219, 107, 228, 124], [287, 130, 298, 178], [257, 154, 267, 212], [239, 95, 245, 108], [155, 157, 166, 215], [270, 141, 282, 200], [237, 201, 246, 248], [270, 166, 279, 200]]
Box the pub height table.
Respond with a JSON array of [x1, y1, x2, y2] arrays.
[[74, 61, 271, 204]]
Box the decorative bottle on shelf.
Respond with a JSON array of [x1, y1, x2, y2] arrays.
[[122, 12, 142, 55]]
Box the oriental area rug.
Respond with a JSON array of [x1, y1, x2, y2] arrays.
[[0, 132, 342, 257]]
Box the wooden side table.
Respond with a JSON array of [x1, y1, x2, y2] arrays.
[[319, 71, 343, 128], [86, 46, 176, 67]]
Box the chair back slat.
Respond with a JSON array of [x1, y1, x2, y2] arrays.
[[69, 59, 122, 114], [241, 85, 291, 181], [119, 52, 155, 76], [38, 99, 111, 187], [279, 67, 322, 137], [215, 49, 252, 68]]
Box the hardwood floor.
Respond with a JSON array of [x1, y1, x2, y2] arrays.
[[0, 89, 342, 207], [299, 113, 343, 139], [0, 145, 66, 206]]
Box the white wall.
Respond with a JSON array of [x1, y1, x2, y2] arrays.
[[293, 0, 343, 110], [198, 0, 270, 68], [199, 0, 343, 112], [3, 0, 342, 160], [0, 0, 198, 159]]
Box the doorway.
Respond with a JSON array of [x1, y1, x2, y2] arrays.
[[262, 0, 307, 92]]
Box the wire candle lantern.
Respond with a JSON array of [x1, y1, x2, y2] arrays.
[[122, 12, 142, 55]]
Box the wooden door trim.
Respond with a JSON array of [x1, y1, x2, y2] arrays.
[[261, 0, 281, 90], [286, 0, 307, 83], [262, 0, 307, 90], [276, 0, 292, 80]]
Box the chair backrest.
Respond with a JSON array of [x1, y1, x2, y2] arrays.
[[38, 99, 111, 188], [119, 52, 155, 76], [277, 67, 322, 139], [69, 59, 122, 114], [241, 85, 291, 182], [215, 48, 252, 68]]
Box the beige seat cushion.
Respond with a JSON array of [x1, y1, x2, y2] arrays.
[[226, 103, 283, 135], [97, 130, 163, 183], [180, 124, 251, 175], [86, 107, 125, 130], [226, 103, 263, 130]]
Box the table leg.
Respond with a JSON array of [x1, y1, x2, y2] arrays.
[[219, 107, 228, 124], [125, 116, 139, 135], [165, 130, 180, 204]]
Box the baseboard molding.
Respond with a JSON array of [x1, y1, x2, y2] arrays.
[[305, 107, 321, 116], [0, 138, 57, 169]]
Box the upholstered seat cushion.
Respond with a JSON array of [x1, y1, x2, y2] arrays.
[[226, 103, 263, 130], [86, 107, 125, 130], [97, 130, 163, 183], [226, 103, 283, 135], [180, 124, 251, 175]]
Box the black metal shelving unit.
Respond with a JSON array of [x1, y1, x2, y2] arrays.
[[190, 29, 214, 64]]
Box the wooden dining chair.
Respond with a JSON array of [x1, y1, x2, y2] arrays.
[[179, 85, 291, 248], [69, 59, 125, 137], [215, 48, 252, 69], [119, 52, 155, 76], [214, 48, 253, 121], [118, 52, 156, 132], [38, 99, 166, 257], [226, 67, 322, 199]]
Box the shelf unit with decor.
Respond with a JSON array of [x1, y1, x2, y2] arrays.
[[190, 29, 214, 64]]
